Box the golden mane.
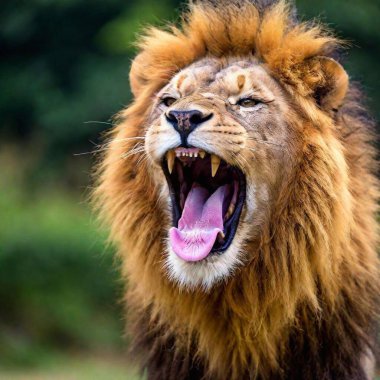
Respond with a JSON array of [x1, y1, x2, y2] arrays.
[[95, 1, 379, 379]]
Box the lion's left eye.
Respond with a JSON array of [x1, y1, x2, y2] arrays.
[[161, 97, 177, 107], [237, 98, 260, 108]]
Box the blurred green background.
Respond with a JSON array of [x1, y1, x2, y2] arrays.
[[0, 0, 379, 378]]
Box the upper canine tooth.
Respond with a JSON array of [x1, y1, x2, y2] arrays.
[[166, 150, 175, 174], [211, 154, 221, 177], [199, 151, 206, 159]]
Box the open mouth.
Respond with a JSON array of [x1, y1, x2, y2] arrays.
[[162, 147, 246, 262]]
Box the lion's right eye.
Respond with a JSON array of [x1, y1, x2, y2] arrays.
[[161, 97, 177, 107]]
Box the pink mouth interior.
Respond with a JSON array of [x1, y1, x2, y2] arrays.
[[169, 183, 232, 262], [167, 147, 241, 262]]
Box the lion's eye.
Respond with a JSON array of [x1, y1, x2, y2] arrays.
[[161, 97, 177, 107], [237, 98, 260, 108]]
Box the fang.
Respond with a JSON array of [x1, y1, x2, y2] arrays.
[[167, 150, 175, 174], [211, 155, 221, 177]]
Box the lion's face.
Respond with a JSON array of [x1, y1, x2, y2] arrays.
[[145, 57, 296, 288]]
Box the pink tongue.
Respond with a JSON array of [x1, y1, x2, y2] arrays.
[[169, 184, 229, 262]]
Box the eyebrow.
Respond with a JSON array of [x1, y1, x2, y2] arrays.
[[239, 87, 275, 103], [176, 74, 187, 92], [237, 75, 245, 90]]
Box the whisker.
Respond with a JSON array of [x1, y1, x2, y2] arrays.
[[74, 136, 146, 156], [91, 142, 152, 169], [122, 149, 145, 160], [74, 151, 98, 156], [74, 144, 113, 156], [237, 153, 250, 168], [84, 120, 114, 126], [122, 143, 146, 159], [136, 153, 149, 168], [112, 137, 145, 142]]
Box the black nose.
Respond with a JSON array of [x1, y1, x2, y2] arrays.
[[166, 110, 212, 146]]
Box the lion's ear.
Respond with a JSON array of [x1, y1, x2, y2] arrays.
[[302, 56, 349, 111], [129, 53, 146, 98]]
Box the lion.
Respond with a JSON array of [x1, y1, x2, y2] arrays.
[[94, 0, 379, 379]]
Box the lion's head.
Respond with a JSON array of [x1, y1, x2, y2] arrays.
[[95, 1, 378, 377], [145, 54, 341, 289], [99, 0, 354, 290]]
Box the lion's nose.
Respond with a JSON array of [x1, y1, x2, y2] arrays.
[[166, 109, 212, 146]]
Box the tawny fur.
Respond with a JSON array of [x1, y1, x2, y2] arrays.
[[94, 1, 379, 379]]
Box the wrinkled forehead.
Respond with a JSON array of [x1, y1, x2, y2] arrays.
[[160, 57, 276, 98]]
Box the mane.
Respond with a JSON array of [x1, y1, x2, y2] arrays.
[[129, 0, 336, 100], [95, 1, 379, 378]]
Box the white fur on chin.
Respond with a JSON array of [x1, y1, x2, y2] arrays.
[[164, 185, 258, 291], [165, 240, 243, 291]]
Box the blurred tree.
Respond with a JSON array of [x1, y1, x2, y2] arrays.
[[0, 0, 177, 188]]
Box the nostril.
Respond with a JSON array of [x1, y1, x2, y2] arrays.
[[189, 111, 213, 125], [166, 111, 177, 123], [189, 111, 203, 125]]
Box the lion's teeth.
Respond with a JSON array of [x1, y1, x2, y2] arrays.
[[166, 150, 175, 174], [217, 231, 225, 243], [224, 202, 236, 221], [199, 151, 205, 159], [211, 154, 221, 177]]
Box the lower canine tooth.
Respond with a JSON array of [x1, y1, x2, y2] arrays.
[[166, 150, 175, 174], [217, 231, 225, 243], [225, 203, 236, 221], [211, 155, 221, 177]]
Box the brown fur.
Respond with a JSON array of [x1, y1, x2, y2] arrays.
[[94, 1, 379, 379]]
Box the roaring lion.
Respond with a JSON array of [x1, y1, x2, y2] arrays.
[[95, 0, 379, 379]]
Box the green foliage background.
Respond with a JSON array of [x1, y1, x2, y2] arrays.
[[0, 0, 379, 376]]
